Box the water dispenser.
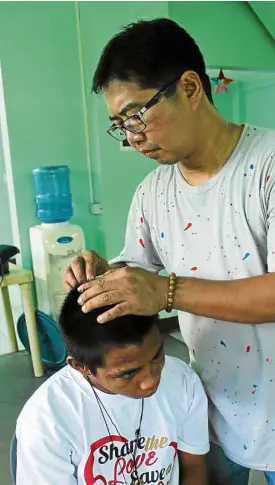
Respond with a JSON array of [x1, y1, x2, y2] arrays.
[[30, 165, 85, 320]]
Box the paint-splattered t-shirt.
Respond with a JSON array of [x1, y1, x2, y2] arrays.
[[110, 124, 275, 471]]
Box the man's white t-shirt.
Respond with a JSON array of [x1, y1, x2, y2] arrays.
[[16, 356, 209, 485], [110, 125, 275, 471]]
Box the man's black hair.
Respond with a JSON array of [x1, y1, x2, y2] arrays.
[[92, 18, 213, 103], [59, 286, 159, 374]]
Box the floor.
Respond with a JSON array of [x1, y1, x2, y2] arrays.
[[0, 336, 265, 485]]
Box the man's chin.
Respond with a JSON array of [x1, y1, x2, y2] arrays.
[[157, 159, 178, 166], [143, 389, 158, 398]]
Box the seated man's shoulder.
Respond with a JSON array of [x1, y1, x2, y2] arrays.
[[162, 356, 203, 397], [163, 355, 197, 379], [157, 356, 207, 426], [17, 365, 75, 429]]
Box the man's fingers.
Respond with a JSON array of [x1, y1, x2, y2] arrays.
[[63, 266, 80, 292], [77, 269, 120, 295], [96, 302, 129, 324], [71, 256, 87, 284], [84, 254, 97, 281], [77, 281, 94, 293], [63, 280, 73, 293], [80, 290, 124, 313]]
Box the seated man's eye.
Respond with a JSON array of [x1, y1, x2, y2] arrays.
[[119, 370, 137, 380], [121, 374, 132, 380]]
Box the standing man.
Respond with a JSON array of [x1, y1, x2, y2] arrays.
[[64, 19, 275, 485]]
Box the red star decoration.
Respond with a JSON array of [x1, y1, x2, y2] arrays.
[[211, 69, 233, 94], [218, 69, 233, 86]]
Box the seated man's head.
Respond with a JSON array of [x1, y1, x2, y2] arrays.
[[59, 287, 164, 399]]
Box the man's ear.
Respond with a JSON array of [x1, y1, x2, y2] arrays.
[[178, 70, 203, 109], [66, 356, 91, 376]]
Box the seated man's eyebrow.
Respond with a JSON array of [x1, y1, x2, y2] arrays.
[[109, 102, 143, 121], [112, 343, 164, 379]]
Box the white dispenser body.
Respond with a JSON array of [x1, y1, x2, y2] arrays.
[[30, 222, 85, 320]]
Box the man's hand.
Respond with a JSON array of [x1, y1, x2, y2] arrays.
[[63, 250, 110, 292], [77, 266, 168, 323]]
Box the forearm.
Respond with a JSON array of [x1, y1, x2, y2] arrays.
[[181, 466, 208, 485], [179, 451, 208, 485], [182, 475, 207, 485], [172, 273, 275, 324], [109, 262, 127, 269]]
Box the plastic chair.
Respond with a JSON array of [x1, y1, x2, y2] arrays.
[[10, 432, 17, 484]]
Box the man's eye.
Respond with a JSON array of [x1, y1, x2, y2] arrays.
[[118, 371, 136, 380], [121, 373, 133, 380]]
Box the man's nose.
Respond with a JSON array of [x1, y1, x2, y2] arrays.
[[126, 130, 146, 145], [139, 369, 160, 392]]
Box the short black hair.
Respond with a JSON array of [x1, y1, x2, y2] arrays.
[[59, 286, 159, 374], [92, 18, 213, 103]]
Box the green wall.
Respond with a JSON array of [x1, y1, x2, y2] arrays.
[[1, 1, 275, 270], [241, 74, 275, 129], [0, 1, 168, 267], [169, 1, 275, 71], [0, 2, 98, 268], [249, 2, 275, 40], [78, 1, 169, 259]]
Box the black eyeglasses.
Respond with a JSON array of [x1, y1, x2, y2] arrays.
[[107, 76, 180, 142]]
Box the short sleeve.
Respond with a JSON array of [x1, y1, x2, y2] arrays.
[[177, 372, 210, 455], [16, 418, 77, 485], [109, 184, 164, 273]]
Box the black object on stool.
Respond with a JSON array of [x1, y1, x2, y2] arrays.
[[0, 244, 20, 274]]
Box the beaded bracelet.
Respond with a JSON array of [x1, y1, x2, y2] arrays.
[[166, 272, 177, 313]]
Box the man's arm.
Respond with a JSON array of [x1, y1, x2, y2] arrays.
[[172, 272, 275, 324], [76, 267, 275, 324], [110, 262, 127, 269], [178, 451, 208, 485], [108, 183, 164, 273]]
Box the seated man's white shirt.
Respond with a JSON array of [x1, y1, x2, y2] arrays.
[[16, 356, 209, 485]]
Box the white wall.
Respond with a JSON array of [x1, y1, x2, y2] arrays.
[[0, 62, 23, 355]]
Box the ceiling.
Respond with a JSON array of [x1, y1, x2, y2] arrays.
[[207, 2, 275, 81], [248, 2, 275, 41]]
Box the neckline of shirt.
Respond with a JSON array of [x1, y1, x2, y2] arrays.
[[175, 123, 250, 195]]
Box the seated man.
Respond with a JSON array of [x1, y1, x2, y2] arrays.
[[16, 287, 209, 485]]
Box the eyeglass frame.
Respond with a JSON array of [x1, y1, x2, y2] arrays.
[[107, 75, 181, 141]]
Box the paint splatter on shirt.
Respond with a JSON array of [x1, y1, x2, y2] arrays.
[[184, 222, 192, 231], [110, 125, 275, 470]]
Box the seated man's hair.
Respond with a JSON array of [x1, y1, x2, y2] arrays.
[[59, 286, 159, 374]]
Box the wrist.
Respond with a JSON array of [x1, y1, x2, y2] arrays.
[[166, 272, 177, 313], [157, 273, 177, 313], [157, 275, 170, 312]]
